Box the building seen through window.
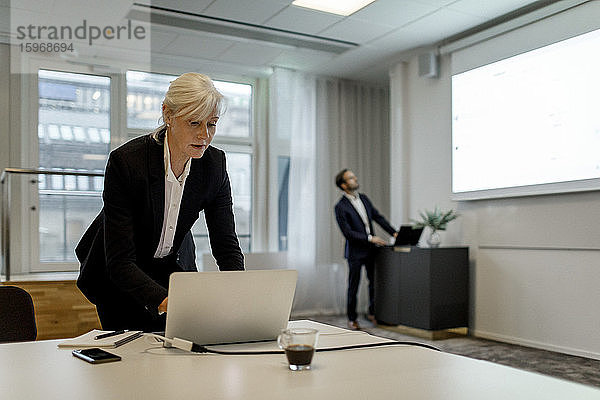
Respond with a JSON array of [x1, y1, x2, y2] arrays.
[[37, 70, 109, 266], [126, 71, 252, 137]]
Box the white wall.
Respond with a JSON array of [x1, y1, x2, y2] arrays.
[[389, 3, 600, 359]]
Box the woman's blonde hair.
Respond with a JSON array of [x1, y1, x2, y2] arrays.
[[152, 72, 224, 142]]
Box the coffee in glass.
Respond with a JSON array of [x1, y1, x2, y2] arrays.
[[277, 328, 318, 370]]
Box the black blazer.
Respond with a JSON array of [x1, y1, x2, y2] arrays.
[[76, 134, 244, 322], [334, 193, 396, 260]]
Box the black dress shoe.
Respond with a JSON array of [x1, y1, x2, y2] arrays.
[[367, 314, 377, 326], [347, 320, 360, 330]]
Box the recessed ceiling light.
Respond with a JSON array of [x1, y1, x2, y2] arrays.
[[291, 0, 376, 16]]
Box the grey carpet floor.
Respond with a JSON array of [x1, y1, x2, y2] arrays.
[[306, 314, 600, 389]]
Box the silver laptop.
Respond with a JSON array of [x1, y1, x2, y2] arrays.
[[165, 269, 297, 345]]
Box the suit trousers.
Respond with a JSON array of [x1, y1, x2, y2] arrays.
[[346, 255, 375, 322], [96, 296, 167, 332], [95, 256, 182, 332]]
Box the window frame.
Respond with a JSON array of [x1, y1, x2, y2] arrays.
[[20, 59, 122, 273]]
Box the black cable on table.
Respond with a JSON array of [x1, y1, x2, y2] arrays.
[[193, 341, 441, 355]]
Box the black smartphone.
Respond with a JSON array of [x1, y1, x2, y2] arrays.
[[72, 348, 122, 364]]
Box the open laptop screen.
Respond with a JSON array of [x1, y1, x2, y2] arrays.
[[393, 225, 423, 246], [165, 270, 297, 345]]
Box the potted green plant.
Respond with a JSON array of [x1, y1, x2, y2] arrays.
[[411, 207, 458, 247]]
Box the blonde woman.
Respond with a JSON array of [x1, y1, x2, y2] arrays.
[[76, 73, 244, 331]]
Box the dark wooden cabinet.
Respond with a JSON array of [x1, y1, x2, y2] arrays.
[[374, 246, 469, 331]]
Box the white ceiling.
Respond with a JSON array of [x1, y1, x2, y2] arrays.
[[136, 0, 546, 82], [3, 0, 561, 82]]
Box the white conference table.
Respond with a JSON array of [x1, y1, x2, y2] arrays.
[[1, 320, 599, 399]]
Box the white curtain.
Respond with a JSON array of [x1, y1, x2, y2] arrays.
[[270, 68, 320, 311], [270, 69, 391, 315]]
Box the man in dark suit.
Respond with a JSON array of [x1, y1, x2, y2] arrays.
[[334, 169, 397, 330]]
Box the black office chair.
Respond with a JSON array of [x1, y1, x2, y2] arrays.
[[0, 286, 37, 343]]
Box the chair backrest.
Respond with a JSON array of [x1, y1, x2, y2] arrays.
[[0, 286, 37, 343]]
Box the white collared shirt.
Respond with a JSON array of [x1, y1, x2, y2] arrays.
[[344, 192, 372, 239], [153, 132, 192, 258]]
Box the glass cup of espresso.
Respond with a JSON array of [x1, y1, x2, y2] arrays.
[[277, 328, 318, 371]]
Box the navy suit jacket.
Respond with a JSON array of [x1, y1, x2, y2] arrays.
[[76, 133, 244, 321], [334, 193, 396, 260]]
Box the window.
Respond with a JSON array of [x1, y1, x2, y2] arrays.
[[125, 71, 253, 137], [191, 152, 252, 262], [211, 81, 252, 138], [278, 156, 290, 251], [36, 70, 109, 268], [126, 71, 172, 131]]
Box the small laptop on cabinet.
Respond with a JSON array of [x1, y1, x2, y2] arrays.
[[165, 269, 297, 346], [393, 225, 424, 247]]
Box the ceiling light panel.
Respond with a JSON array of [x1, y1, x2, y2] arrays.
[[291, 0, 376, 16]]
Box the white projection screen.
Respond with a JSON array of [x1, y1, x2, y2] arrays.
[[451, 27, 600, 200]]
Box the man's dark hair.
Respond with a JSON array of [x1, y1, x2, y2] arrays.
[[335, 168, 349, 190]]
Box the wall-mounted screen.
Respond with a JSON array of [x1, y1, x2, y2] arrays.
[[451, 28, 600, 200]]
